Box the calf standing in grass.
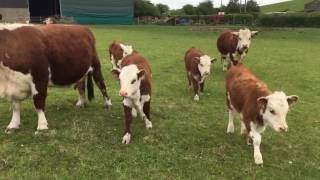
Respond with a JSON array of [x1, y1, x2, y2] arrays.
[[108, 41, 133, 71], [217, 28, 258, 71], [113, 52, 152, 144], [226, 64, 298, 165], [184, 47, 216, 101]]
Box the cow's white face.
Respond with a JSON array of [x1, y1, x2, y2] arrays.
[[232, 28, 258, 53], [197, 55, 216, 77], [258, 91, 298, 132], [120, 44, 133, 58], [118, 65, 144, 98]]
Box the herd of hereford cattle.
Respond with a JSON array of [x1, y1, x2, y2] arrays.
[[0, 23, 298, 165]]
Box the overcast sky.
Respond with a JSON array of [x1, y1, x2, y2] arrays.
[[149, 0, 290, 9]]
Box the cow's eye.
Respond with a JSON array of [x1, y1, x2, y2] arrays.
[[131, 79, 136, 84], [270, 109, 276, 115], [199, 63, 203, 66]]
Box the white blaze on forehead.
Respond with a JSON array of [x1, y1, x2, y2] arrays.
[[235, 28, 256, 50], [119, 64, 139, 81], [119, 64, 141, 97], [262, 91, 290, 132], [119, 44, 133, 56], [0, 23, 33, 31], [198, 55, 213, 77], [267, 91, 289, 111]]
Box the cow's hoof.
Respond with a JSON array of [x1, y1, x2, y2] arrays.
[[254, 153, 263, 165], [194, 95, 200, 101], [226, 124, 235, 134], [34, 129, 49, 136], [104, 99, 112, 109], [5, 128, 18, 134], [75, 100, 87, 108], [131, 108, 137, 118], [122, 133, 131, 144], [145, 120, 153, 129], [247, 137, 253, 146]]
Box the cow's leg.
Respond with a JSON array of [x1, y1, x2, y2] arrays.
[[240, 120, 247, 135], [187, 71, 192, 89], [222, 55, 228, 71], [142, 97, 152, 129], [200, 81, 205, 93], [122, 98, 133, 144], [5, 101, 21, 134], [192, 78, 200, 101], [133, 96, 152, 129], [131, 108, 137, 118], [249, 130, 263, 165], [75, 80, 87, 107], [33, 85, 49, 132], [92, 64, 112, 109], [227, 110, 236, 133]]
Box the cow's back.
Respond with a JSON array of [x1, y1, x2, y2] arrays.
[[184, 47, 203, 73], [226, 64, 270, 113], [38, 24, 97, 85], [0, 26, 48, 74], [217, 31, 238, 55]]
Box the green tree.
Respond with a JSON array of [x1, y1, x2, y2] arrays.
[[134, 0, 160, 17], [197, 0, 215, 15], [182, 4, 197, 15], [246, 0, 260, 13], [226, 0, 240, 13], [156, 3, 170, 16]]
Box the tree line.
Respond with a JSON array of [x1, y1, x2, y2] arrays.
[[134, 0, 260, 17]]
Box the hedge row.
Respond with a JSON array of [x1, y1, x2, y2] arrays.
[[258, 12, 320, 27], [223, 14, 255, 25]]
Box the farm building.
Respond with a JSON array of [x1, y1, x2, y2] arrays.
[[305, 0, 320, 12], [0, 0, 133, 24]]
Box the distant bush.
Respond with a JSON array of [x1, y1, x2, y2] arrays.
[[258, 12, 320, 27], [223, 14, 254, 25]]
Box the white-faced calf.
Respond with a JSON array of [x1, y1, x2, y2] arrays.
[[225, 64, 298, 165], [113, 52, 152, 144], [217, 28, 258, 71], [184, 47, 216, 101], [108, 41, 133, 72]]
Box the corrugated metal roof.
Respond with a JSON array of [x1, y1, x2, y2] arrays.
[[0, 0, 28, 8]]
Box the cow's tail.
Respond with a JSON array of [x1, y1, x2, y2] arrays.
[[87, 72, 94, 101]]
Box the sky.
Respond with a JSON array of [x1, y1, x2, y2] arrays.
[[149, 0, 290, 9]]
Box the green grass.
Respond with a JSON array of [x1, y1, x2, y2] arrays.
[[261, 0, 313, 13], [1, 25, 320, 179]]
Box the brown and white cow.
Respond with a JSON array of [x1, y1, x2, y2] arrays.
[[226, 64, 298, 165], [0, 23, 111, 134], [108, 41, 133, 71], [217, 28, 258, 71], [184, 47, 216, 101], [113, 52, 152, 144]]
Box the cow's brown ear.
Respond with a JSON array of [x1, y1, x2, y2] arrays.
[[137, 70, 145, 79], [194, 57, 200, 63], [111, 68, 121, 80], [211, 58, 217, 63], [251, 31, 259, 37], [257, 97, 268, 109], [287, 95, 298, 106]]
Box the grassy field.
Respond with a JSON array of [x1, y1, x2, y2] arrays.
[[261, 0, 313, 13], [0, 25, 320, 179]]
